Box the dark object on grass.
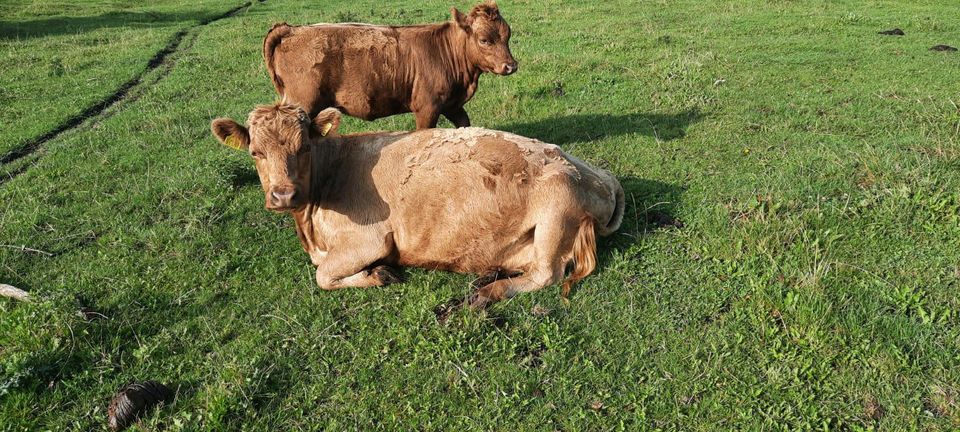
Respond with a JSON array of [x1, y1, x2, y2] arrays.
[[645, 211, 684, 229], [433, 297, 464, 324], [107, 381, 173, 431], [552, 81, 565, 97], [930, 44, 958, 52], [878, 28, 904, 36], [77, 306, 109, 321]]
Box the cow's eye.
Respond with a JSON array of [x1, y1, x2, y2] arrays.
[[251, 151, 265, 159], [479, 39, 492, 46]]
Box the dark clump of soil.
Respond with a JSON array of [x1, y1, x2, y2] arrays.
[[107, 381, 174, 431], [645, 211, 684, 229], [930, 44, 958, 52], [863, 395, 885, 421], [78, 306, 109, 321], [433, 297, 463, 324], [552, 81, 565, 97], [517, 343, 547, 368], [878, 28, 904, 36]]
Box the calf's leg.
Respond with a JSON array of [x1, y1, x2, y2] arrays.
[[414, 107, 441, 129], [442, 106, 471, 128]]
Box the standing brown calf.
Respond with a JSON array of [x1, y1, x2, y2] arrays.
[[210, 104, 625, 308], [264, 1, 517, 129]]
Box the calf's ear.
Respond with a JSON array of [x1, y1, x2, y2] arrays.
[[476, 1, 500, 20], [313, 108, 342, 137], [451, 7, 472, 31], [211, 118, 250, 151]]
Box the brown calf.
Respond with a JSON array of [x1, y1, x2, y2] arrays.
[[211, 104, 624, 308], [264, 1, 517, 129]]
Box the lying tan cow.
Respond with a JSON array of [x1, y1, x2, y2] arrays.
[[211, 104, 624, 308], [263, 1, 516, 129]]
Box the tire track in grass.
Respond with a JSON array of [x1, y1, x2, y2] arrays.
[[0, 1, 260, 176]]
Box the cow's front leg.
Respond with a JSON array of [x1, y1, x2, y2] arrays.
[[442, 106, 471, 128], [314, 234, 399, 290], [317, 264, 401, 290]]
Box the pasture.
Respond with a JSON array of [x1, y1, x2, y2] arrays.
[[2, 0, 959, 429]]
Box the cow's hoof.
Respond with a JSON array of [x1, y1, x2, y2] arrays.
[[372, 265, 402, 285], [467, 293, 493, 310], [471, 268, 521, 289], [471, 271, 500, 289]]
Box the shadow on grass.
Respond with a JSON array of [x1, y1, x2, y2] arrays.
[[501, 110, 703, 144], [0, 10, 226, 39], [1, 284, 241, 404], [609, 175, 686, 240], [227, 162, 260, 189], [575, 176, 685, 298], [1, 1, 256, 171]]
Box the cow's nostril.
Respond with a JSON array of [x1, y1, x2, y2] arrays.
[[271, 190, 295, 202]]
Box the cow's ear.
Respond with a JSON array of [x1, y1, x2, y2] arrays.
[[313, 108, 342, 137], [211, 118, 250, 151], [451, 7, 472, 31]]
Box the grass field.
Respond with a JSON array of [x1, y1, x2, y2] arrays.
[[2, 0, 959, 429]]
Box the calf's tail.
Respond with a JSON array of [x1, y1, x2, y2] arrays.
[[561, 217, 598, 300], [263, 22, 291, 96]]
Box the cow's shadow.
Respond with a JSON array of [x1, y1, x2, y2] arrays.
[[595, 175, 685, 264], [501, 110, 702, 144]]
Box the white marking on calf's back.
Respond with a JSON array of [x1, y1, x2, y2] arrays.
[[306, 22, 382, 28]]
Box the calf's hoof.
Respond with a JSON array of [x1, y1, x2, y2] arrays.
[[372, 265, 402, 285]]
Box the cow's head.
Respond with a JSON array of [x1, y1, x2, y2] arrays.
[[453, 1, 517, 76], [211, 105, 341, 212]]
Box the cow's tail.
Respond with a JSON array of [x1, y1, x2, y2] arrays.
[[263, 22, 291, 96], [596, 172, 625, 237], [561, 217, 598, 301]]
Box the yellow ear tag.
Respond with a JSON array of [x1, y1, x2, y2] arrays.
[[321, 122, 333, 137], [224, 135, 243, 150]]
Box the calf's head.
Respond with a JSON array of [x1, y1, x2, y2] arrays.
[[211, 105, 341, 211], [453, 1, 517, 75]]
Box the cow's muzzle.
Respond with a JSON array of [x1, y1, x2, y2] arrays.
[[267, 186, 298, 210]]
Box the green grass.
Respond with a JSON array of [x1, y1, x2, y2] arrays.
[[2, 0, 959, 429], [0, 0, 253, 156]]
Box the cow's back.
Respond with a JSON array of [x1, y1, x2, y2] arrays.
[[344, 129, 606, 272]]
